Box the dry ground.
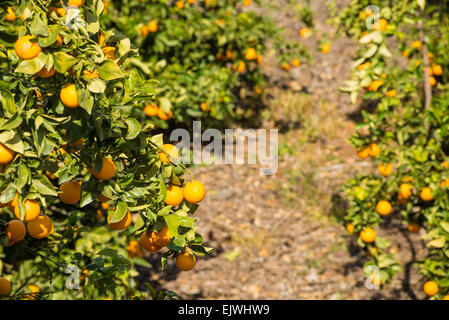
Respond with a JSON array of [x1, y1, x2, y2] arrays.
[[140, 0, 428, 300]]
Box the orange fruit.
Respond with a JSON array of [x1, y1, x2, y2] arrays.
[[281, 62, 291, 71], [140, 25, 149, 37], [243, 0, 252, 6], [59, 181, 81, 205], [82, 69, 100, 79], [55, 34, 63, 46], [369, 272, 382, 286], [432, 64, 443, 76], [373, 18, 387, 31], [126, 240, 143, 258], [346, 223, 354, 234], [15, 35, 42, 60], [376, 200, 392, 216], [108, 210, 132, 230], [184, 180, 206, 204], [102, 46, 116, 60], [407, 223, 420, 233], [245, 48, 258, 61], [165, 185, 184, 206], [157, 108, 173, 120], [24, 284, 39, 300], [200, 102, 211, 112], [368, 80, 384, 92], [292, 58, 301, 67], [235, 61, 246, 73], [257, 55, 263, 64], [424, 281, 439, 296], [368, 143, 380, 157], [360, 227, 376, 243], [5, 7, 16, 21], [101, 202, 110, 210], [14, 200, 40, 222], [429, 76, 437, 87], [176, 1, 185, 8], [378, 163, 393, 177], [442, 161, 449, 169], [442, 295, 449, 300], [187, 0, 195, 3], [159, 144, 179, 164], [358, 62, 371, 71], [411, 40, 422, 49], [176, 250, 196, 271], [420, 187, 433, 201], [36, 67, 56, 78], [27, 215, 54, 239], [357, 147, 369, 159], [399, 183, 413, 199], [144, 104, 159, 117], [68, 0, 84, 7], [6, 220, 26, 245], [60, 84, 79, 108], [148, 20, 158, 33], [154, 227, 172, 247], [321, 43, 331, 54], [139, 231, 161, 252], [47, 6, 66, 17], [0, 143, 15, 164], [0, 277, 11, 296], [92, 158, 117, 181], [299, 27, 311, 38], [385, 89, 397, 97]]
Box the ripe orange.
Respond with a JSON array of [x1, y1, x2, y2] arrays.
[[235, 61, 246, 73], [126, 240, 143, 258], [429, 76, 437, 87], [0, 277, 11, 296], [357, 147, 369, 159], [15, 35, 42, 60], [257, 55, 263, 64], [139, 231, 161, 252], [424, 281, 439, 296], [357, 61, 371, 70], [368, 80, 384, 92], [27, 215, 54, 239], [148, 20, 158, 32], [385, 89, 397, 97], [346, 223, 354, 234], [144, 104, 159, 117], [399, 183, 413, 199], [432, 64, 443, 76], [360, 227, 376, 243], [420, 187, 433, 201], [408, 223, 420, 233], [184, 180, 206, 204], [373, 18, 387, 31], [140, 25, 149, 37], [82, 69, 100, 79], [108, 210, 132, 230], [368, 143, 380, 157], [200, 102, 211, 112], [321, 43, 331, 54], [187, 0, 195, 3], [48, 6, 66, 17], [245, 48, 258, 61], [59, 181, 81, 205], [442, 161, 449, 169], [36, 67, 56, 78], [369, 272, 382, 286], [299, 27, 311, 38], [165, 185, 184, 206], [442, 295, 449, 300], [378, 163, 393, 177], [281, 62, 291, 71], [411, 40, 422, 49], [243, 0, 252, 6], [157, 108, 173, 120], [6, 220, 26, 246], [68, 0, 84, 7], [24, 284, 39, 300], [102, 46, 116, 60], [101, 202, 110, 210], [92, 158, 117, 181], [0, 143, 15, 164], [159, 144, 179, 164], [5, 7, 16, 21], [154, 227, 172, 247], [60, 84, 79, 108], [292, 58, 301, 67], [176, 1, 185, 8], [176, 250, 196, 271], [376, 200, 392, 216], [14, 199, 40, 222]]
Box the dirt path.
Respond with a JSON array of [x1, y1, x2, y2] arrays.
[[145, 0, 428, 300]]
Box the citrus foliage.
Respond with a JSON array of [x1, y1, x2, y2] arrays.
[[334, 0, 449, 298], [100, 0, 310, 127], [0, 0, 209, 300]]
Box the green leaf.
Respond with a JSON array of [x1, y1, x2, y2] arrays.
[[125, 118, 141, 140], [98, 60, 123, 80], [164, 214, 181, 237], [0, 130, 24, 154], [53, 52, 78, 73], [87, 78, 106, 93], [31, 178, 58, 197], [78, 89, 94, 114], [108, 201, 128, 223], [14, 54, 45, 74], [0, 89, 15, 117]]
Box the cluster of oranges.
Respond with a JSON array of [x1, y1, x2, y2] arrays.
[[144, 104, 174, 120], [140, 20, 158, 37]]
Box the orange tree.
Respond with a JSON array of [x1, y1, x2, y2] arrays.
[[99, 0, 310, 128], [0, 0, 209, 300], [333, 0, 449, 299]]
